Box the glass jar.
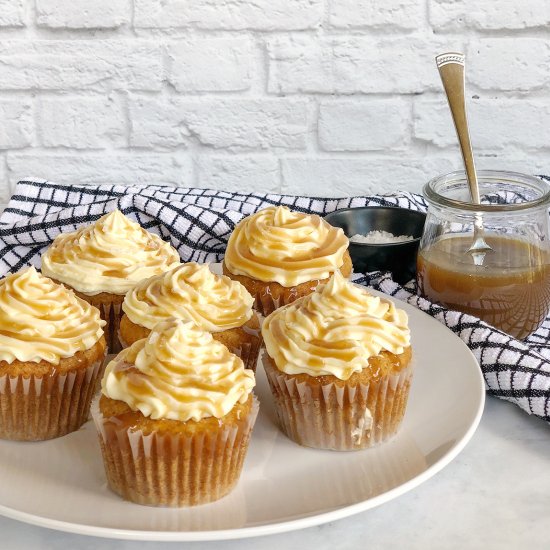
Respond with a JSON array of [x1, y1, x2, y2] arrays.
[[417, 170, 550, 339]]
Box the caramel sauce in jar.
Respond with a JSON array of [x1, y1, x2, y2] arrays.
[[417, 234, 550, 339]]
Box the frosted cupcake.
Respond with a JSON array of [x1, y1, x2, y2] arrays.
[[41, 210, 180, 352], [223, 206, 352, 315], [92, 319, 258, 507], [120, 263, 262, 371], [262, 272, 412, 451], [0, 267, 106, 441]]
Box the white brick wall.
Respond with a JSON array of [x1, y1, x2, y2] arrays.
[[134, 0, 324, 30], [166, 38, 252, 92], [37, 96, 126, 148], [36, 0, 130, 29], [0, 0, 548, 199], [0, 0, 25, 27]]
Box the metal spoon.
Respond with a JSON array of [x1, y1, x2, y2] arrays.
[[435, 52, 492, 266]]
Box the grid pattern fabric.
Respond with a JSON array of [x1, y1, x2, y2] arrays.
[[1, 179, 550, 423]]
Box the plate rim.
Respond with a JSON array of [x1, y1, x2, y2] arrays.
[[0, 288, 486, 542]]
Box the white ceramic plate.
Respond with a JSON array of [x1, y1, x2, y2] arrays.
[[0, 288, 485, 541]]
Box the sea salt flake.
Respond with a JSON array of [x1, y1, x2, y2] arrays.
[[350, 230, 414, 244]]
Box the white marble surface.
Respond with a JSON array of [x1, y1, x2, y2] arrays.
[[0, 396, 548, 550]]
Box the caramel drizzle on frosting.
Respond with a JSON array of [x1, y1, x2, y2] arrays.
[[102, 319, 255, 421], [262, 272, 410, 380], [41, 210, 180, 295], [224, 206, 349, 287], [0, 267, 105, 365], [123, 262, 254, 332]]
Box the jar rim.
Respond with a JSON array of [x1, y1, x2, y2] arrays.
[[423, 170, 550, 212]]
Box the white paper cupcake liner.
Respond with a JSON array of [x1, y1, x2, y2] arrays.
[[0, 357, 105, 441], [230, 341, 260, 373], [256, 286, 299, 317], [97, 301, 124, 354], [91, 395, 259, 507], [255, 280, 329, 316], [263, 356, 413, 451], [229, 327, 262, 372]]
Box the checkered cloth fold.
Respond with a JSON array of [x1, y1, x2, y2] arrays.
[[2, 179, 550, 423]]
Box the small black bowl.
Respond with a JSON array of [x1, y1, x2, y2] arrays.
[[324, 206, 427, 284]]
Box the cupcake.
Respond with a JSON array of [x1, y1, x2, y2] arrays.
[[119, 263, 262, 371], [41, 210, 180, 352], [261, 272, 412, 451], [222, 206, 352, 315], [0, 267, 106, 441], [92, 319, 258, 507]]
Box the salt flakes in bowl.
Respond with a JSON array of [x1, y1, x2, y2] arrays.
[[350, 230, 415, 244], [323, 206, 427, 284]]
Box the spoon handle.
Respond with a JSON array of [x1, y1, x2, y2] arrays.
[[436, 53, 480, 204]]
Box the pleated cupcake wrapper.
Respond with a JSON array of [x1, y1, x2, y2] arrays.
[[97, 301, 124, 354], [263, 357, 413, 451], [230, 334, 262, 373], [255, 282, 323, 316], [0, 357, 105, 441], [255, 287, 299, 317], [91, 395, 259, 507]]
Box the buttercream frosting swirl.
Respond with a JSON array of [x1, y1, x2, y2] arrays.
[[123, 263, 254, 332], [0, 267, 105, 365], [102, 319, 255, 422], [224, 206, 349, 287], [41, 210, 181, 295], [262, 272, 410, 380]]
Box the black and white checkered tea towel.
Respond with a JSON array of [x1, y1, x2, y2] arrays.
[[2, 179, 550, 424]]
